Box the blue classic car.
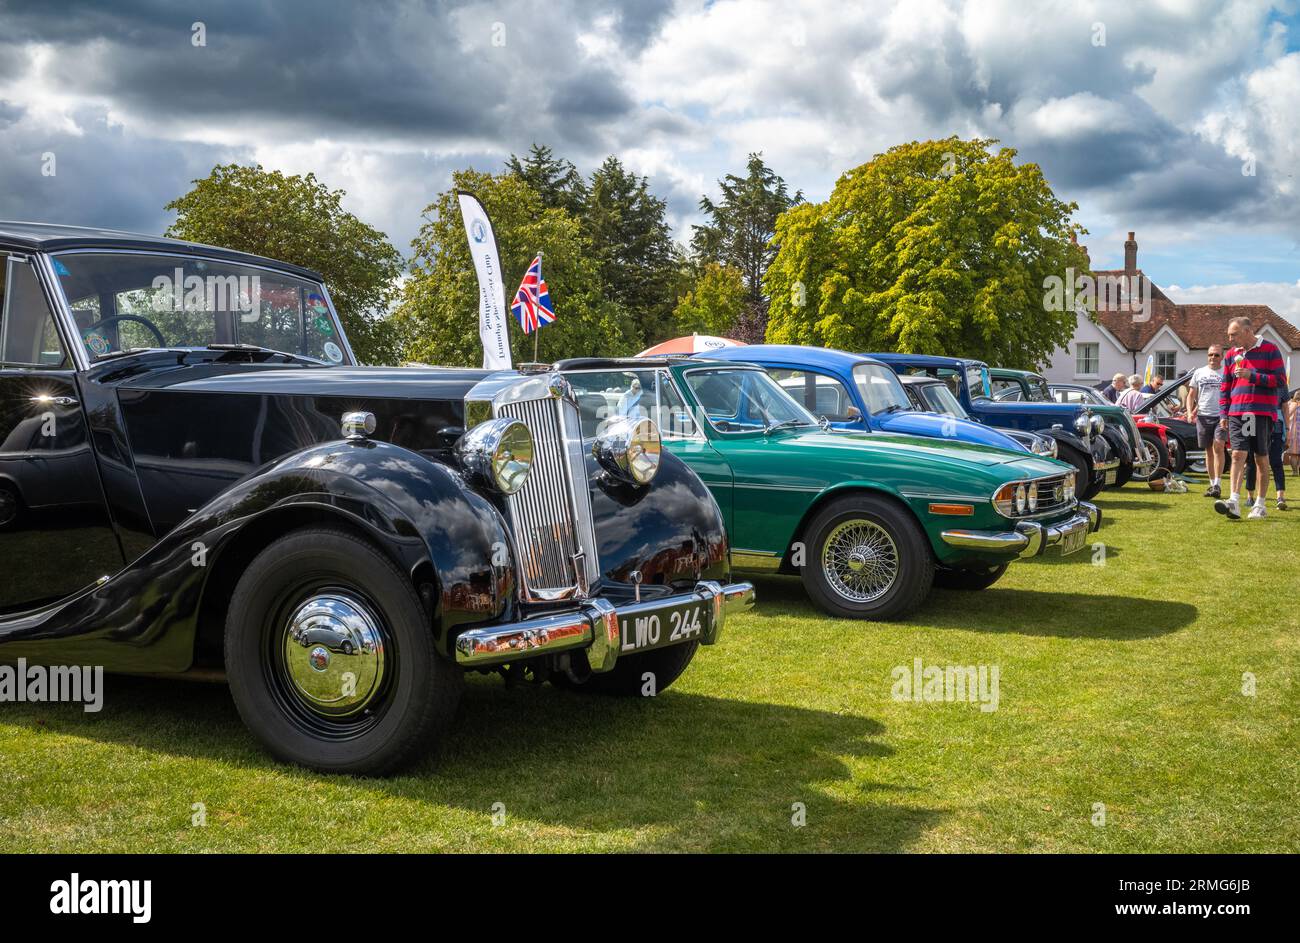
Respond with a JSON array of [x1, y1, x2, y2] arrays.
[[868, 353, 1119, 500], [699, 345, 1060, 458]]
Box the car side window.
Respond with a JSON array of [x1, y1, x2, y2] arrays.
[[765, 368, 857, 421], [989, 378, 1021, 399], [0, 255, 69, 369]]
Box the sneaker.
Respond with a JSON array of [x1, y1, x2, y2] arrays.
[[1278, 497, 1288, 511], [1214, 499, 1240, 520], [1248, 505, 1266, 520], [1204, 484, 1221, 498]]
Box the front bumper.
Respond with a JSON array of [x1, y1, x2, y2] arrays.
[[452, 580, 755, 670], [940, 501, 1101, 559]]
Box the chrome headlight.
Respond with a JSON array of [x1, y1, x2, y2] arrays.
[[993, 482, 1031, 517], [1029, 434, 1057, 458], [457, 417, 534, 494], [1027, 481, 1039, 512], [1073, 412, 1091, 439], [1062, 476, 1076, 503], [593, 416, 661, 485], [1090, 414, 1105, 437]]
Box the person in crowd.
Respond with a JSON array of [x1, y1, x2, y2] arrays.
[[1214, 316, 1287, 520], [1117, 374, 1146, 412], [1187, 345, 1228, 498], [1102, 372, 1127, 403], [1139, 375, 1164, 395], [1287, 390, 1300, 476], [1245, 384, 1287, 511]]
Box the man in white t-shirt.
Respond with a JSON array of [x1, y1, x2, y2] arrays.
[[1186, 345, 1228, 497]]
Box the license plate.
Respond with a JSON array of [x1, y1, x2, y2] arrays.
[[618, 600, 711, 655], [1105, 469, 1118, 485], [1060, 527, 1087, 555]]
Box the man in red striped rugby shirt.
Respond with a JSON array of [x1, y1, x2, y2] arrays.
[[1215, 316, 1287, 520]]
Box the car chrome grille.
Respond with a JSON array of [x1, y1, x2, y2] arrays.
[[496, 395, 591, 600], [1032, 474, 1073, 515]]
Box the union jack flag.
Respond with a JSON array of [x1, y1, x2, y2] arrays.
[[510, 255, 555, 334]]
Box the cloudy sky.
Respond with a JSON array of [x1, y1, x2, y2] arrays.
[[2, 0, 1298, 318]]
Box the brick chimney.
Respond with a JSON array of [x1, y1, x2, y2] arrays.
[[1070, 231, 1090, 266], [1124, 231, 1138, 276]]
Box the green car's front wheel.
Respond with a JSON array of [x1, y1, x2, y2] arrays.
[[799, 493, 934, 620]]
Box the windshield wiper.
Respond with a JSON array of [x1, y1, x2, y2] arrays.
[[765, 418, 810, 435]]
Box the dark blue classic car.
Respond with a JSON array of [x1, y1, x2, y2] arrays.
[[701, 345, 1060, 458], [869, 353, 1120, 500], [0, 222, 752, 774]]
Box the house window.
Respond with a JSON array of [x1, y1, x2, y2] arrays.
[[1155, 350, 1177, 380], [1075, 342, 1099, 377]]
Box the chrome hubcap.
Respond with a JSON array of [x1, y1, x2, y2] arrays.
[[281, 593, 386, 717], [822, 519, 899, 603]]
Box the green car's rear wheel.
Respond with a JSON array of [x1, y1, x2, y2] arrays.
[[799, 493, 933, 620]]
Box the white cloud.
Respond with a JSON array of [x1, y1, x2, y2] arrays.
[[1165, 279, 1300, 323]]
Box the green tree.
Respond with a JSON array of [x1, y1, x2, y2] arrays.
[[581, 156, 677, 344], [764, 137, 1088, 369], [165, 164, 404, 364], [393, 169, 641, 366], [505, 143, 587, 215], [672, 263, 748, 336], [690, 153, 801, 339]]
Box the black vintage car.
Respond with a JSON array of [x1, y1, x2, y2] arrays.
[[0, 222, 753, 774]]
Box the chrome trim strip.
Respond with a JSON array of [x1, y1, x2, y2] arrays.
[[32, 253, 90, 372], [733, 482, 823, 493], [899, 491, 993, 502], [732, 549, 783, 572]]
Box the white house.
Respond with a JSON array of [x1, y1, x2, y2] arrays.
[[1041, 232, 1300, 386]]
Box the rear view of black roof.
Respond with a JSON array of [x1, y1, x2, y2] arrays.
[[0, 221, 324, 281]]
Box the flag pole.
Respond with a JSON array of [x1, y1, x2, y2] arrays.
[[533, 250, 542, 363]]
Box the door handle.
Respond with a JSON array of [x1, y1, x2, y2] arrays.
[[30, 395, 79, 408]]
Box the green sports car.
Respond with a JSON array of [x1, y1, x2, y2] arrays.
[[561, 358, 1102, 620]]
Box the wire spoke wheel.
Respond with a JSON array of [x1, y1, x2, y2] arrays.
[[821, 518, 899, 603]]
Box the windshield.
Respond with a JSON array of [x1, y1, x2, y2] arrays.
[[1025, 375, 1051, 402], [917, 382, 968, 418], [51, 252, 349, 363], [683, 367, 817, 432], [852, 363, 911, 415]]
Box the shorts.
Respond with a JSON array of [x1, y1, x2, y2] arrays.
[[1228, 414, 1273, 456], [1197, 416, 1228, 449]]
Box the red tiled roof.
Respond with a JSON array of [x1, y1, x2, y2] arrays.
[[1089, 269, 1300, 351]]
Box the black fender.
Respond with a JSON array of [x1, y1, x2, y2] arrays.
[[586, 447, 730, 600], [0, 439, 513, 671], [1101, 426, 1133, 466], [1041, 427, 1092, 464]]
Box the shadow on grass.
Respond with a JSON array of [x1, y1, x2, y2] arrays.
[[745, 576, 1196, 640], [15, 673, 942, 852], [1096, 499, 1175, 511], [921, 588, 1196, 639]]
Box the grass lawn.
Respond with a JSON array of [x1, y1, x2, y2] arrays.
[[2, 481, 1297, 853]]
